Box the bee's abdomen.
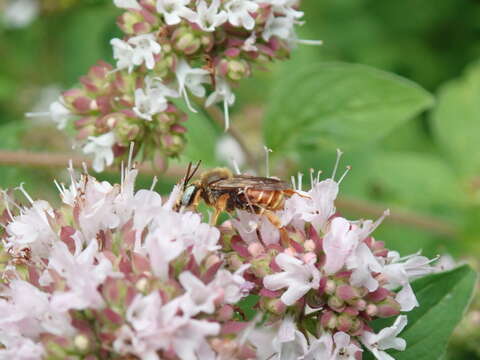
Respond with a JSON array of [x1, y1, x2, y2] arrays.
[[246, 189, 285, 210]]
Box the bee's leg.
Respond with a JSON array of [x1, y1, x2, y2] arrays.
[[210, 193, 230, 225], [284, 189, 311, 199], [242, 187, 256, 213], [260, 208, 282, 228], [266, 210, 282, 228]]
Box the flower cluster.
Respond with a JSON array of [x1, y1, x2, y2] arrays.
[[0, 162, 253, 359], [0, 155, 436, 359], [37, 0, 314, 171]]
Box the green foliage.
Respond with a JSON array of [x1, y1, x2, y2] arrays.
[[264, 62, 434, 154], [432, 62, 480, 178], [367, 265, 477, 360]]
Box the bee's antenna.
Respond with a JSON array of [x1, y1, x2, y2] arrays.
[[183, 162, 193, 190], [189, 160, 202, 181]]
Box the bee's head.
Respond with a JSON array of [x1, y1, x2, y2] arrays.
[[175, 161, 202, 211], [179, 184, 201, 208]]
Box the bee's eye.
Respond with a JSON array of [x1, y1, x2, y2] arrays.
[[181, 185, 197, 207]]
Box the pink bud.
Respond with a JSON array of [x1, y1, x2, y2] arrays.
[[248, 242, 265, 257], [366, 304, 378, 317], [336, 284, 357, 301], [320, 311, 337, 329], [377, 297, 401, 318], [337, 313, 353, 332], [367, 287, 391, 303]]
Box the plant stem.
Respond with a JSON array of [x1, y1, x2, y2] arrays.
[[0, 149, 458, 238]]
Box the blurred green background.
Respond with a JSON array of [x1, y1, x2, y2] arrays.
[[1, 0, 480, 358]]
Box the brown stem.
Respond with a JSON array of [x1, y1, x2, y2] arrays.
[[0, 149, 458, 238], [0, 150, 185, 178]]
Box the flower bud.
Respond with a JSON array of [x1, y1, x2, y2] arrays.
[[260, 297, 287, 315], [337, 313, 353, 332], [366, 304, 378, 317], [73, 334, 90, 352], [327, 296, 345, 312], [320, 310, 337, 329], [172, 27, 201, 55], [325, 279, 336, 295], [376, 297, 401, 318], [306, 291, 325, 308], [336, 284, 358, 302]]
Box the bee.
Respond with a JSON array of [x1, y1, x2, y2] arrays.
[[176, 162, 299, 227]]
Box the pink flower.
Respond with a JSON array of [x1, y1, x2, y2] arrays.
[[323, 217, 359, 275], [264, 253, 320, 306]]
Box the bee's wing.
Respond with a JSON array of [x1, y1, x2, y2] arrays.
[[211, 175, 290, 191]]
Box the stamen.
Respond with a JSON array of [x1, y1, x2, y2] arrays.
[[82, 162, 89, 174], [264, 146, 273, 178], [291, 175, 297, 190], [331, 148, 343, 180], [316, 170, 322, 184], [128, 142, 135, 170], [231, 158, 241, 175], [1, 190, 15, 221], [16, 183, 34, 205], [297, 173, 303, 191], [223, 99, 230, 131], [182, 89, 198, 113], [296, 39, 324, 46], [338, 165, 352, 184], [120, 162, 126, 193], [309, 168, 315, 187], [25, 111, 51, 118], [150, 176, 158, 192]]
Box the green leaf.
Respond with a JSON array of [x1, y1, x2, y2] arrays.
[[432, 61, 480, 176], [263, 62, 434, 154], [367, 265, 477, 360], [176, 101, 221, 166]]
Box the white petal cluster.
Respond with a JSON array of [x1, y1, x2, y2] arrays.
[[111, 33, 162, 73]]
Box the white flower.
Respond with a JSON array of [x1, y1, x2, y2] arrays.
[[127, 292, 163, 334], [264, 253, 320, 306], [179, 271, 219, 316], [0, 280, 74, 338], [156, 0, 196, 25], [262, 14, 296, 42], [231, 210, 280, 245], [0, 333, 44, 360], [361, 315, 408, 360], [323, 217, 359, 275], [111, 34, 161, 72], [49, 240, 118, 311], [273, 316, 309, 360], [224, 0, 259, 30], [128, 34, 162, 69], [113, 0, 142, 10], [49, 100, 71, 129], [133, 77, 178, 121], [205, 77, 236, 130], [82, 132, 116, 172], [215, 135, 246, 168], [175, 59, 210, 112], [3, 0, 39, 29], [282, 178, 339, 231], [6, 200, 56, 258], [191, 0, 228, 32], [111, 38, 135, 73], [302, 331, 361, 360], [213, 264, 253, 304], [346, 242, 382, 292], [381, 251, 435, 311]]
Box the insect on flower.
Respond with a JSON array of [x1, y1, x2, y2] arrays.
[[176, 161, 301, 227]]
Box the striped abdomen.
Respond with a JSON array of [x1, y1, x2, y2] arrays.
[[245, 189, 286, 212]]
